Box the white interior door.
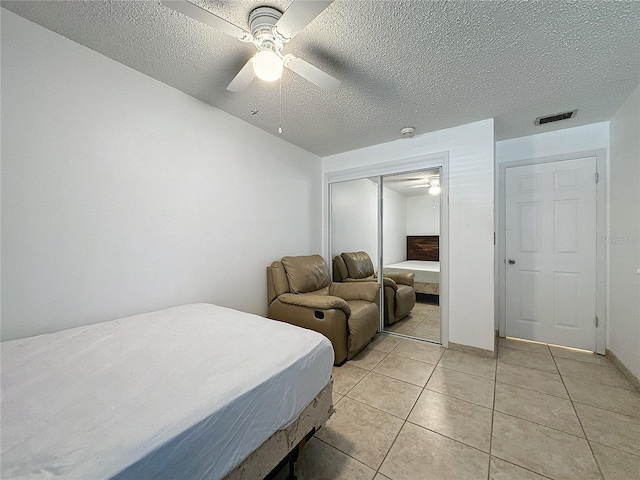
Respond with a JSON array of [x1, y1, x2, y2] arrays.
[[505, 157, 597, 350]]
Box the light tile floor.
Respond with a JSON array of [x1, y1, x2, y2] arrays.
[[292, 335, 640, 480], [386, 299, 440, 343]]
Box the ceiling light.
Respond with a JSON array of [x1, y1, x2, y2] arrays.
[[427, 176, 440, 196], [253, 50, 283, 82]]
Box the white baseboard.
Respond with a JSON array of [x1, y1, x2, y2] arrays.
[[606, 349, 640, 392]]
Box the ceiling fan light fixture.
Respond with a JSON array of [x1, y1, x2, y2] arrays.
[[428, 184, 441, 196], [427, 176, 441, 196], [253, 50, 283, 82]]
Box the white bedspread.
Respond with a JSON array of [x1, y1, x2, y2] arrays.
[[384, 260, 440, 284], [1, 303, 333, 480]]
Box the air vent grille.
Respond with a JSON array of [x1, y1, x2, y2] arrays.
[[535, 110, 577, 125]]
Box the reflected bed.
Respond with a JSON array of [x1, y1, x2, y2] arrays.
[[384, 235, 440, 295]]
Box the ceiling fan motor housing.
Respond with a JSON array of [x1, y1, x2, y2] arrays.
[[249, 7, 284, 53]]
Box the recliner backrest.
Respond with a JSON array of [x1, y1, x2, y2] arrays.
[[267, 261, 290, 305], [341, 251, 375, 280], [281, 255, 331, 294], [333, 255, 349, 282]]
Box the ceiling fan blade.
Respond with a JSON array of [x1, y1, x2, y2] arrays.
[[226, 58, 256, 92], [283, 54, 340, 92], [275, 1, 333, 41], [161, 1, 252, 42]]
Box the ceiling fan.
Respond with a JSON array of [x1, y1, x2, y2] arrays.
[[161, 0, 340, 93], [408, 175, 441, 196]]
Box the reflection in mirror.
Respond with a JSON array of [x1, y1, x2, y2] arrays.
[[382, 169, 441, 343], [329, 177, 382, 326], [330, 177, 379, 270]]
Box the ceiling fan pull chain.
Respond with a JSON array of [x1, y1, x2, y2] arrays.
[[251, 79, 259, 116], [278, 75, 283, 134]]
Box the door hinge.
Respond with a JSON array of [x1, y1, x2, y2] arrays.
[[595, 316, 599, 328], [595, 172, 599, 183]]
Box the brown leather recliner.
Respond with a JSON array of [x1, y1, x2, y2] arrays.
[[267, 254, 380, 365], [333, 251, 416, 326]]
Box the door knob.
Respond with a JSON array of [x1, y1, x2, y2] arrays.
[[508, 259, 516, 265]]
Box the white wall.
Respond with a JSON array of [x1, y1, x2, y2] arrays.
[[329, 179, 407, 270], [1, 11, 322, 340], [407, 195, 440, 235], [324, 119, 495, 352], [496, 122, 610, 164], [330, 179, 378, 270], [609, 85, 640, 380], [382, 187, 407, 265], [494, 123, 610, 333]]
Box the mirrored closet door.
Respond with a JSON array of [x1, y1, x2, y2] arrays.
[[329, 166, 444, 345], [330, 177, 379, 272], [381, 170, 441, 343], [329, 177, 382, 313]]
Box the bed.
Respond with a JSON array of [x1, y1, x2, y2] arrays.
[[1, 303, 334, 480], [384, 235, 440, 295]]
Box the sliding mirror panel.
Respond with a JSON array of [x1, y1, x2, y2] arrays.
[[381, 169, 442, 343], [329, 178, 381, 324]]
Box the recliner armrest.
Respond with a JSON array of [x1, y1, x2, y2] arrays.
[[385, 272, 415, 287], [278, 293, 351, 316], [382, 277, 398, 291], [330, 282, 380, 302]]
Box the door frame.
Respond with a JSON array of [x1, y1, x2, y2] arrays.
[[324, 151, 450, 347], [497, 149, 607, 354]]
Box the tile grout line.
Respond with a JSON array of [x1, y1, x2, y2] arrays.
[[498, 354, 560, 375], [560, 370, 638, 393], [343, 392, 417, 422], [550, 347, 606, 480], [335, 338, 637, 479], [313, 437, 379, 474], [423, 384, 494, 410], [404, 418, 493, 457], [588, 440, 640, 459], [489, 455, 556, 480], [370, 348, 444, 479], [435, 363, 497, 382], [570, 398, 640, 420], [491, 342, 598, 478], [487, 345, 498, 480], [493, 410, 592, 441], [331, 337, 434, 478], [494, 377, 569, 400]]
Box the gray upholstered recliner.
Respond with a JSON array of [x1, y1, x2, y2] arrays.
[[333, 251, 416, 325], [267, 254, 380, 365]]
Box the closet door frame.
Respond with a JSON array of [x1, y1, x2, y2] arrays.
[[324, 151, 450, 347]]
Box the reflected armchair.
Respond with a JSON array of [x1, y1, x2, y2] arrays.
[[333, 251, 416, 325], [267, 254, 380, 365]]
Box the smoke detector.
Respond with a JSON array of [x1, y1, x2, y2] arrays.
[[400, 127, 415, 138]]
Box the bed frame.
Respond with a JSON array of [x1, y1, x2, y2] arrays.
[[407, 235, 440, 295], [224, 380, 333, 480]]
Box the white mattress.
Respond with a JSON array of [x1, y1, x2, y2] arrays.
[[384, 260, 440, 284], [1, 303, 333, 480]]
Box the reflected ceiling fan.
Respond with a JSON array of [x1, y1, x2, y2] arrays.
[[161, 0, 340, 93]]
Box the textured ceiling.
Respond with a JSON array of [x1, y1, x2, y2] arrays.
[[3, 0, 640, 156], [383, 169, 439, 197]]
